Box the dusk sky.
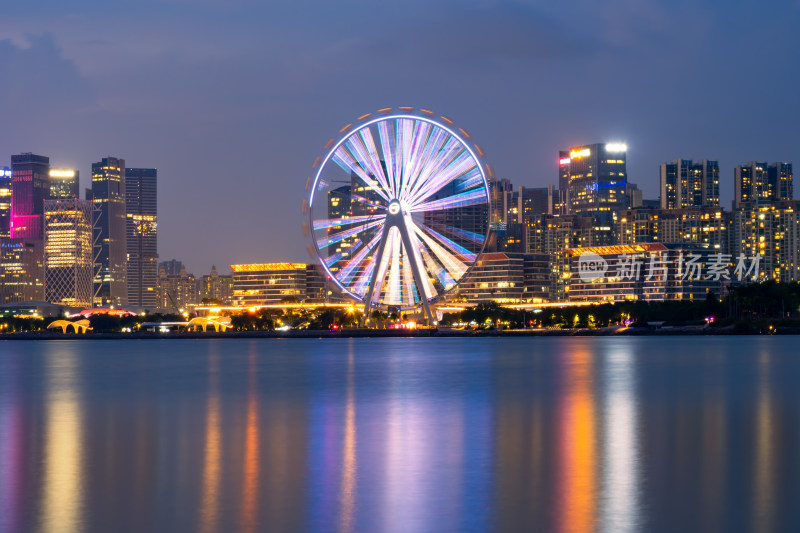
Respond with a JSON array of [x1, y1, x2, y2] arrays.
[[1, 0, 798, 275]]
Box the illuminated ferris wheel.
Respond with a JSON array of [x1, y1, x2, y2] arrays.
[[304, 108, 491, 324]]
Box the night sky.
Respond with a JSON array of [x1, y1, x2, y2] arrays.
[[1, 0, 798, 275]]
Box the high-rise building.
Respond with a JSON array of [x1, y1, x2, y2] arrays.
[[659, 159, 719, 209], [49, 169, 80, 199], [0, 168, 11, 238], [732, 200, 800, 282], [43, 199, 93, 307], [735, 162, 793, 208], [10, 153, 50, 240], [617, 207, 732, 253], [159, 259, 184, 276], [125, 167, 158, 308], [561, 143, 628, 244], [90, 157, 127, 306]]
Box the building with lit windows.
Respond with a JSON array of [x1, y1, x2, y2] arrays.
[[198, 265, 234, 304], [231, 263, 327, 306], [90, 157, 127, 306], [49, 169, 79, 199], [561, 143, 628, 244], [156, 263, 196, 312], [454, 252, 550, 303], [732, 200, 800, 282], [125, 167, 158, 307], [0, 238, 44, 303], [617, 207, 732, 253], [567, 243, 724, 302], [659, 159, 719, 209], [735, 162, 793, 208], [0, 168, 11, 238], [10, 153, 50, 240], [43, 199, 93, 307]]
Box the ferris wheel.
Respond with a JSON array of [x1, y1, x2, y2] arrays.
[[303, 108, 491, 325]]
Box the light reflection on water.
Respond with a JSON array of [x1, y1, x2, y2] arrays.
[[1, 337, 799, 532]]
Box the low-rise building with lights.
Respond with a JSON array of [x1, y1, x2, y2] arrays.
[[231, 263, 328, 306]]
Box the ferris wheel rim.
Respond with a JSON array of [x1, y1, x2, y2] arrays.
[[307, 109, 492, 308]]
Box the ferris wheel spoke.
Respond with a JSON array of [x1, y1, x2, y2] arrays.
[[406, 226, 435, 301], [399, 121, 432, 200], [337, 230, 383, 286], [402, 131, 456, 204], [406, 151, 478, 207], [418, 239, 455, 292], [332, 146, 391, 203], [378, 120, 398, 198], [401, 246, 417, 307], [401, 126, 447, 204], [315, 218, 383, 250], [384, 229, 403, 305], [397, 118, 416, 194], [409, 188, 487, 213], [352, 128, 393, 197], [427, 222, 485, 245], [412, 223, 474, 282], [313, 214, 384, 231]]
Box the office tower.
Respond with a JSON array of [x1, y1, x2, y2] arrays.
[[557, 151, 570, 214], [49, 169, 80, 199], [561, 143, 627, 244], [125, 168, 158, 308], [90, 157, 127, 306], [0, 168, 11, 237], [10, 153, 50, 239], [43, 199, 93, 307], [735, 162, 793, 208], [660, 159, 719, 209]]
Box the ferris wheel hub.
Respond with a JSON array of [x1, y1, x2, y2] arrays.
[[387, 200, 402, 215]]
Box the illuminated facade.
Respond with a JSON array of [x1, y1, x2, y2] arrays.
[[90, 157, 127, 306], [0, 168, 11, 237], [125, 168, 158, 308], [10, 153, 50, 240], [0, 238, 44, 303], [617, 207, 732, 253], [43, 199, 93, 307], [732, 201, 800, 282], [455, 252, 550, 303], [735, 162, 793, 208], [526, 214, 595, 301], [49, 169, 80, 199], [567, 244, 724, 302], [231, 263, 327, 306], [659, 159, 719, 209], [562, 143, 628, 245]]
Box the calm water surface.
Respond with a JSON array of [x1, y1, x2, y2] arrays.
[[1, 337, 799, 533]]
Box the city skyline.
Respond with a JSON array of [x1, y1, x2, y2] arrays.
[[1, 0, 798, 274]]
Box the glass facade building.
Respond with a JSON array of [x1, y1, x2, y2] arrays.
[[43, 199, 94, 307], [10, 153, 50, 240], [90, 157, 127, 306], [125, 168, 158, 308]]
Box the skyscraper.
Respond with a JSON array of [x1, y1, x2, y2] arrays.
[[90, 157, 127, 306], [735, 162, 793, 208], [561, 143, 628, 244], [43, 199, 94, 307], [10, 153, 50, 239], [125, 167, 158, 308], [49, 169, 80, 199], [659, 159, 719, 209]]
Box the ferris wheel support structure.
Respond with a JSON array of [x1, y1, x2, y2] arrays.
[[360, 201, 435, 326]]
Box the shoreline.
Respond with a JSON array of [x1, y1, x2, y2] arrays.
[[2, 327, 798, 340]]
